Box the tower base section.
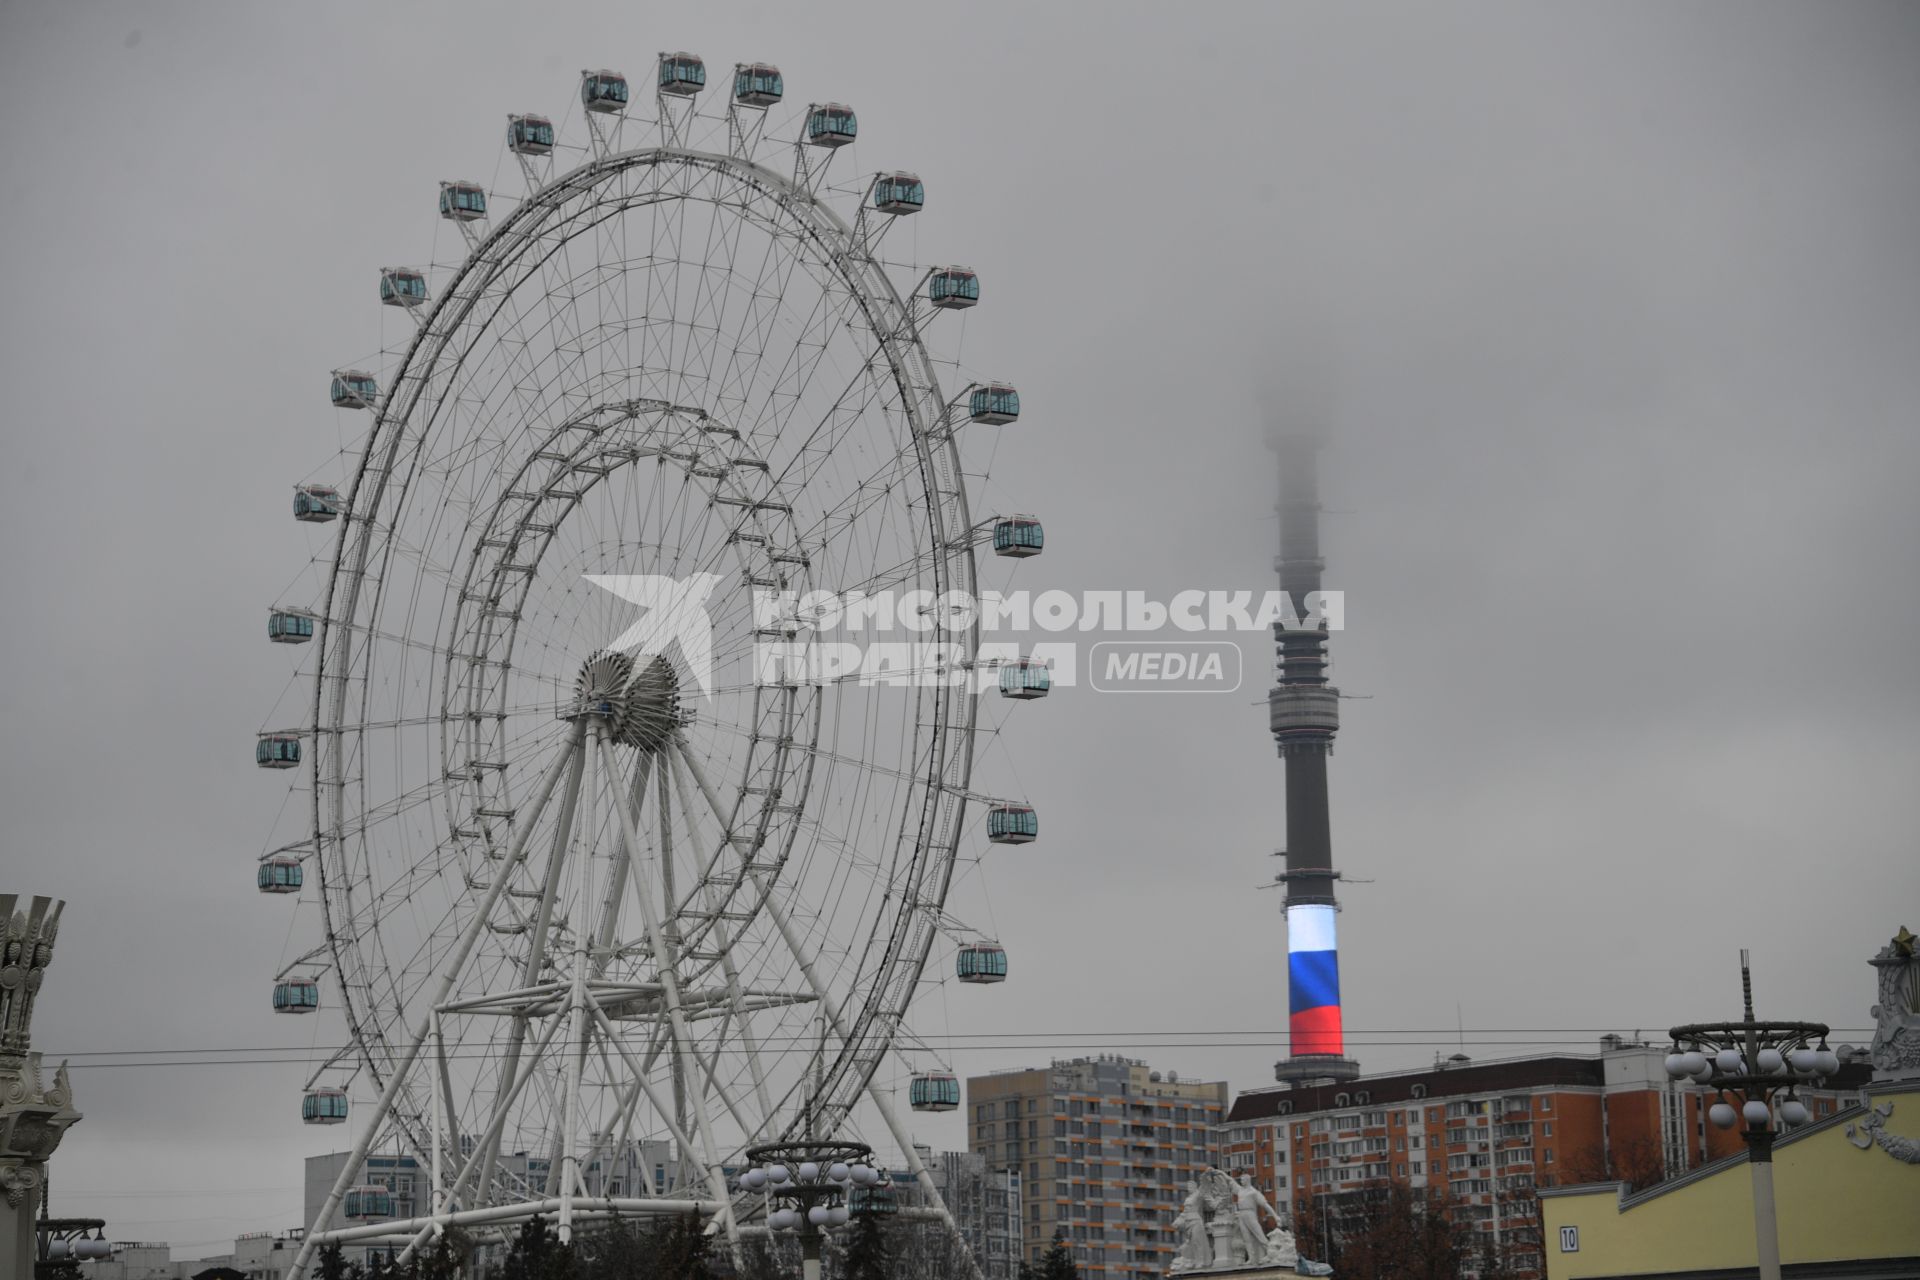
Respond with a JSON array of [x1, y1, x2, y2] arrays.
[[1273, 1054, 1361, 1089]]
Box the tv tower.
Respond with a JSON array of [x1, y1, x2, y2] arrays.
[[1269, 432, 1361, 1088]]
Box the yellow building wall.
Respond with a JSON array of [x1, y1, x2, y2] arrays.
[[1542, 1084, 1920, 1280]]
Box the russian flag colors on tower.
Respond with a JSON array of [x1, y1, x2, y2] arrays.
[[1286, 902, 1344, 1056]]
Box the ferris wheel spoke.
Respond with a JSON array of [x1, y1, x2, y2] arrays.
[[697, 714, 930, 797]]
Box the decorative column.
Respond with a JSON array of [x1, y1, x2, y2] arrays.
[[0, 895, 82, 1278], [1866, 926, 1919, 1083]]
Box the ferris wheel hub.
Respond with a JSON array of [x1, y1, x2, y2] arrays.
[[573, 649, 683, 751]]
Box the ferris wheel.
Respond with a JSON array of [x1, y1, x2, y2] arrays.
[[255, 54, 1048, 1273]]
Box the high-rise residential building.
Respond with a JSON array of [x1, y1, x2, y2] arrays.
[[892, 1146, 1024, 1280], [1221, 1039, 1873, 1278], [967, 1055, 1229, 1280]]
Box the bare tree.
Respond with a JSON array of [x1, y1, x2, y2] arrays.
[[1333, 1183, 1468, 1280], [1563, 1133, 1667, 1193]]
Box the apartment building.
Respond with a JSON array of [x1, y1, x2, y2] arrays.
[[1222, 1039, 1871, 1277], [967, 1055, 1228, 1280]]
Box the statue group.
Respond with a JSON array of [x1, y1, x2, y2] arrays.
[[1170, 1170, 1328, 1276]]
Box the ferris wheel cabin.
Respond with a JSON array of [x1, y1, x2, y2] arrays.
[[330, 370, 377, 410], [987, 804, 1038, 845], [293, 484, 341, 523], [957, 941, 1009, 984], [267, 608, 316, 644], [658, 52, 706, 96], [969, 383, 1020, 425], [272, 977, 319, 1014], [379, 266, 427, 308], [439, 180, 487, 223], [508, 113, 555, 155], [909, 1072, 961, 1112], [257, 856, 303, 894], [256, 732, 301, 769], [998, 657, 1050, 699], [872, 172, 924, 215], [929, 267, 979, 310], [301, 1087, 348, 1125], [343, 1184, 393, 1220], [850, 1184, 899, 1216], [734, 63, 783, 107], [581, 69, 629, 113], [806, 103, 857, 148], [992, 515, 1044, 558]]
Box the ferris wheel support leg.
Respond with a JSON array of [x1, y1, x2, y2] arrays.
[[589, 751, 654, 978], [556, 737, 603, 1240], [656, 760, 695, 1191], [668, 748, 779, 1133], [288, 721, 587, 1280], [598, 729, 740, 1244], [394, 1013, 568, 1266], [493, 736, 589, 1202], [683, 1025, 763, 1140], [584, 998, 741, 1238], [430, 1011, 444, 1232], [583, 1037, 657, 1200], [670, 733, 985, 1280]]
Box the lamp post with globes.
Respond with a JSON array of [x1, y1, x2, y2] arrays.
[[740, 1140, 888, 1280], [1666, 950, 1836, 1280]]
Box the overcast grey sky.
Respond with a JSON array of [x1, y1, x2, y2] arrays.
[[3, 0, 1917, 1256]]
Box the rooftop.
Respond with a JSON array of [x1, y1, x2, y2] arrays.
[[1226, 1048, 1874, 1123]]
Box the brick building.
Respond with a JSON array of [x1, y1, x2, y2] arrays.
[[1222, 1039, 1871, 1277], [967, 1056, 1228, 1280]]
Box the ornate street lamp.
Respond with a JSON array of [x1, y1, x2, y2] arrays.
[[740, 1140, 887, 1280], [1666, 950, 1835, 1280], [36, 1217, 112, 1278]]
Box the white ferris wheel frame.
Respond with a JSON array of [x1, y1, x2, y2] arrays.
[[271, 69, 1029, 1279]]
